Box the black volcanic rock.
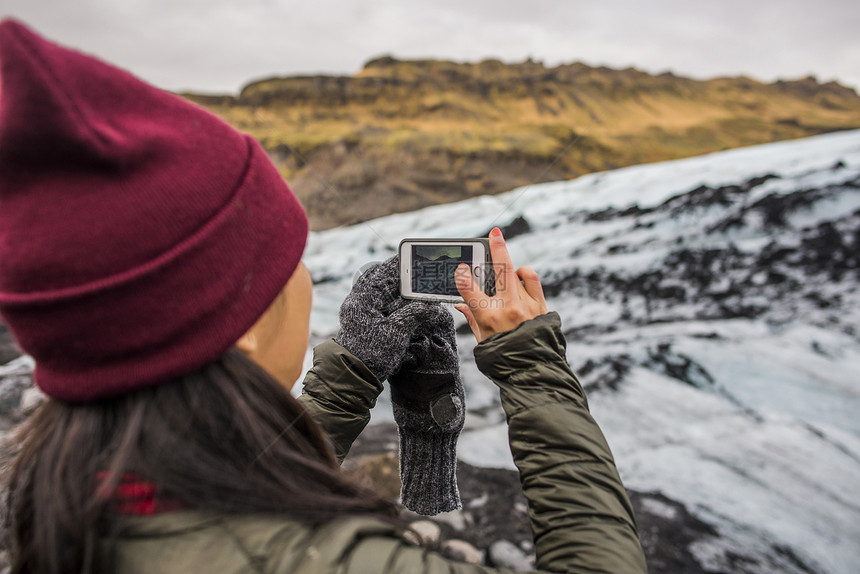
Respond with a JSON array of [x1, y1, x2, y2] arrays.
[[0, 321, 21, 365]]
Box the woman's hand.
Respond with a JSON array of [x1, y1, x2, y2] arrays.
[[454, 227, 548, 343], [335, 256, 449, 382]]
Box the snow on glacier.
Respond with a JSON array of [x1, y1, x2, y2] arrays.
[[304, 130, 860, 574]]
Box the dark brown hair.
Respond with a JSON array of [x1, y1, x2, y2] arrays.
[[3, 347, 399, 574]]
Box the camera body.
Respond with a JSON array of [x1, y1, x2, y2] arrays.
[[399, 238, 494, 303]]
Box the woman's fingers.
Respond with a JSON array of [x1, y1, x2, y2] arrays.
[[454, 231, 550, 343], [392, 300, 449, 332], [516, 266, 548, 312], [456, 263, 489, 343], [488, 227, 517, 298], [353, 257, 400, 305], [455, 263, 487, 308]]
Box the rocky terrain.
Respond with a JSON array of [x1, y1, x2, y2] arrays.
[[2, 132, 859, 572], [344, 423, 727, 572], [301, 131, 860, 573], [184, 57, 860, 229]]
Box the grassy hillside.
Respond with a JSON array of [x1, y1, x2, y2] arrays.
[[184, 57, 860, 229]]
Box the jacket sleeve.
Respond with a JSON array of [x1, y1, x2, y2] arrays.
[[289, 313, 646, 574], [473, 311, 647, 574], [297, 339, 384, 462]]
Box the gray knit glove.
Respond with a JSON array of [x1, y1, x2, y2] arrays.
[[334, 256, 442, 383], [389, 308, 465, 516]]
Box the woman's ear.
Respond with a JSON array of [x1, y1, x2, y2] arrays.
[[235, 330, 258, 355]]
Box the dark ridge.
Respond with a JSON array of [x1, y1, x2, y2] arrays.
[[0, 321, 21, 365], [576, 354, 633, 393], [480, 215, 532, 241], [646, 343, 715, 389]]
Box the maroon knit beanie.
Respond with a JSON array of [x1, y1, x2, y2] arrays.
[[0, 20, 309, 402]]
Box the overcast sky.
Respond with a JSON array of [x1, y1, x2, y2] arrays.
[[2, 0, 858, 94]]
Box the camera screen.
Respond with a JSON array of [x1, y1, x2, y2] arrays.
[[411, 244, 474, 296]]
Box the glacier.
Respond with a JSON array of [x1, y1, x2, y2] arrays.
[[1, 130, 858, 573], [302, 130, 860, 574]]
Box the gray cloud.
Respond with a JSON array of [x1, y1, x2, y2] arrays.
[[2, 0, 858, 93]]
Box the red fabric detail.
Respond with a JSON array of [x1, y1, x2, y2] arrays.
[[97, 472, 188, 516]]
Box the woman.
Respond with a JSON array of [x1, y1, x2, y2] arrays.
[[0, 19, 647, 574]]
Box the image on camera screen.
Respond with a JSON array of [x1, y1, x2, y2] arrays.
[[412, 245, 473, 296]]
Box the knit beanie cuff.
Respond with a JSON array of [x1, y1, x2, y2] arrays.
[[397, 422, 461, 516], [4, 138, 306, 401]]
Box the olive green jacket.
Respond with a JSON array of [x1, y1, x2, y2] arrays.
[[110, 312, 647, 573]]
